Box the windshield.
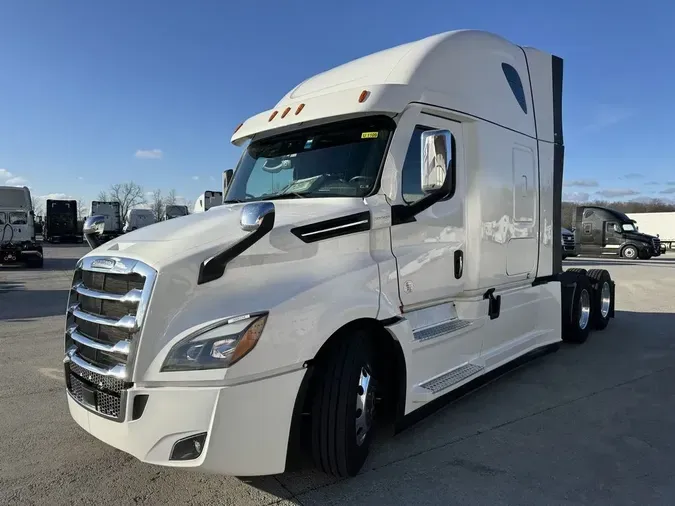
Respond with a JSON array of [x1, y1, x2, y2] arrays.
[[225, 116, 394, 202], [0, 188, 30, 209], [9, 212, 27, 225], [622, 223, 636, 232]]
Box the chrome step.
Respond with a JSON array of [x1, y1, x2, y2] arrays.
[[413, 318, 472, 342], [419, 363, 483, 394]]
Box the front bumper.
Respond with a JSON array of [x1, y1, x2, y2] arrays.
[[66, 368, 306, 476]]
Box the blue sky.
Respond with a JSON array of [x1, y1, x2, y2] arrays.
[[1, 0, 674, 210]]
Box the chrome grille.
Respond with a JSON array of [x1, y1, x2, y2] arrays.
[[653, 238, 661, 251], [64, 256, 156, 421], [562, 235, 575, 246]]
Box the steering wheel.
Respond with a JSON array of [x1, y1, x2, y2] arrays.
[[349, 176, 374, 186]]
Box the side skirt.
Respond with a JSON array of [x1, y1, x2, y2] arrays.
[[393, 342, 560, 434]]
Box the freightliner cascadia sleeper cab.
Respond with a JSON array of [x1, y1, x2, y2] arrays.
[[65, 29, 616, 478]]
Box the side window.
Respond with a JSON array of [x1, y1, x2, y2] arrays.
[[401, 126, 430, 204], [0, 212, 5, 224], [606, 222, 617, 233], [501, 63, 527, 114]]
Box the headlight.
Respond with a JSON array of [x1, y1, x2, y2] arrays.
[[161, 313, 268, 372]]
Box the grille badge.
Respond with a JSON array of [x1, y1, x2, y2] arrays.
[[91, 258, 116, 270]]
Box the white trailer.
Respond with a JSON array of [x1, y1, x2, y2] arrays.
[[124, 208, 156, 232], [626, 211, 675, 250], [193, 190, 223, 213], [68, 29, 617, 479]]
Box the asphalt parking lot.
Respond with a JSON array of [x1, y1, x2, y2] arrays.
[[1, 245, 675, 506]]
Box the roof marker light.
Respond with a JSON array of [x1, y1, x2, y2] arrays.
[[295, 103, 305, 115], [358, 90, 369, 103], [281, 107, 291, 118], [268, 110, 278, 122]]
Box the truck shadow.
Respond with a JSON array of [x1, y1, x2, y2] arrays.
[[0, 288, 69, 320], [240, 309, 675, 501], [565, 258, 675, 266]]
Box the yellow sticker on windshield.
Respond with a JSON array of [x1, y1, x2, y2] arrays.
[[361, 132, 379, 139]]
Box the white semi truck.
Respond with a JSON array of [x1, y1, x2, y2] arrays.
[[193, 190, 223, 213], [66, 29, 616, 478], [0, 185, 43, 267], [123, 208, 156, 232]]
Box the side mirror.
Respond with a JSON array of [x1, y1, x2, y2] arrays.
[[223, 169, 234, 195], [83, 215, 106, 250], [240, 202, 275, 232], [421, 129, 454, 194]]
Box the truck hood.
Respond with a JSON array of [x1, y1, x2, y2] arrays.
[[84, 198, 373, 270], [624, 231, 657, 242]]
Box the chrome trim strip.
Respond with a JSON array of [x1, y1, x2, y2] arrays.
[[300, 219, 369, 237], [69, 303, 137, 330], [65, 347, 128, 380], [67, 325, 130, 355], [73, 281, 143, 304]]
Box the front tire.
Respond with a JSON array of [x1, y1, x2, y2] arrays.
[[622, 245, 638, 259], [310, 333, 377, 477]]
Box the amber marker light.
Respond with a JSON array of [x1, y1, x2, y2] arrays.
[[358, 90, 369, 103], [295, 103, 305, 115], [269, 110, 278, 122], [281, 106, 291, 118]]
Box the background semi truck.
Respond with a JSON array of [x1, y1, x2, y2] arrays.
[[44, 199, 82, 243], [0, 185, 43, 267], [193, 190, 222, 213], [164, 204, 189, 220], [573, 205, 662, 259], [90, 201, 123, 242], [124, 208, 156, 232], [66, 29, 616, 479]]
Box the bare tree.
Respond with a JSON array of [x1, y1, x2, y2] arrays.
[[107, 181, 145, 222], [97, 190, 109, 201], [150, 189, 164, 221], [185, 199, 193, 212], [165, 189, 177, 207], [76, 199, 88, 219], [31, 196, 44, 217]]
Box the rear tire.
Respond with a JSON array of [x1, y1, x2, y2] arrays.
[[310, 333, 377, 477], [586, 269, 613, 330], [562, 274, 593, 344]]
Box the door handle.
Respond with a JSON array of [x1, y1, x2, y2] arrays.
[[454, 250, 463, 279]]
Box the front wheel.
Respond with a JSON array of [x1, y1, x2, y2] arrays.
[[621, 245, 638, 259], [310, 334, 377, 477]]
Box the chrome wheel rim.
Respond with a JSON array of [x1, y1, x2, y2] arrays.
[[624, 247, 636, 258], [600, 281, 611, 318], [579, 289, 591, 329], [355, 366, 375, 446]]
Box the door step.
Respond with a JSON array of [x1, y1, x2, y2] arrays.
[[413, 318, 472, 342], [412, 363, 484, 403]]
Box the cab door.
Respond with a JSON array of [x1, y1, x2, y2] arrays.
[[388, 112, 465, 310]]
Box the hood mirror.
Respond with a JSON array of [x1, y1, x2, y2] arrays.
[[83, 215, 106, 250], [240, 202, 275, 232]]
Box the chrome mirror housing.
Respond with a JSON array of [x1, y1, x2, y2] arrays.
[[240, 202, 275, 232], [83, 215, 106, 250], [420, 129, 453, 194]]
